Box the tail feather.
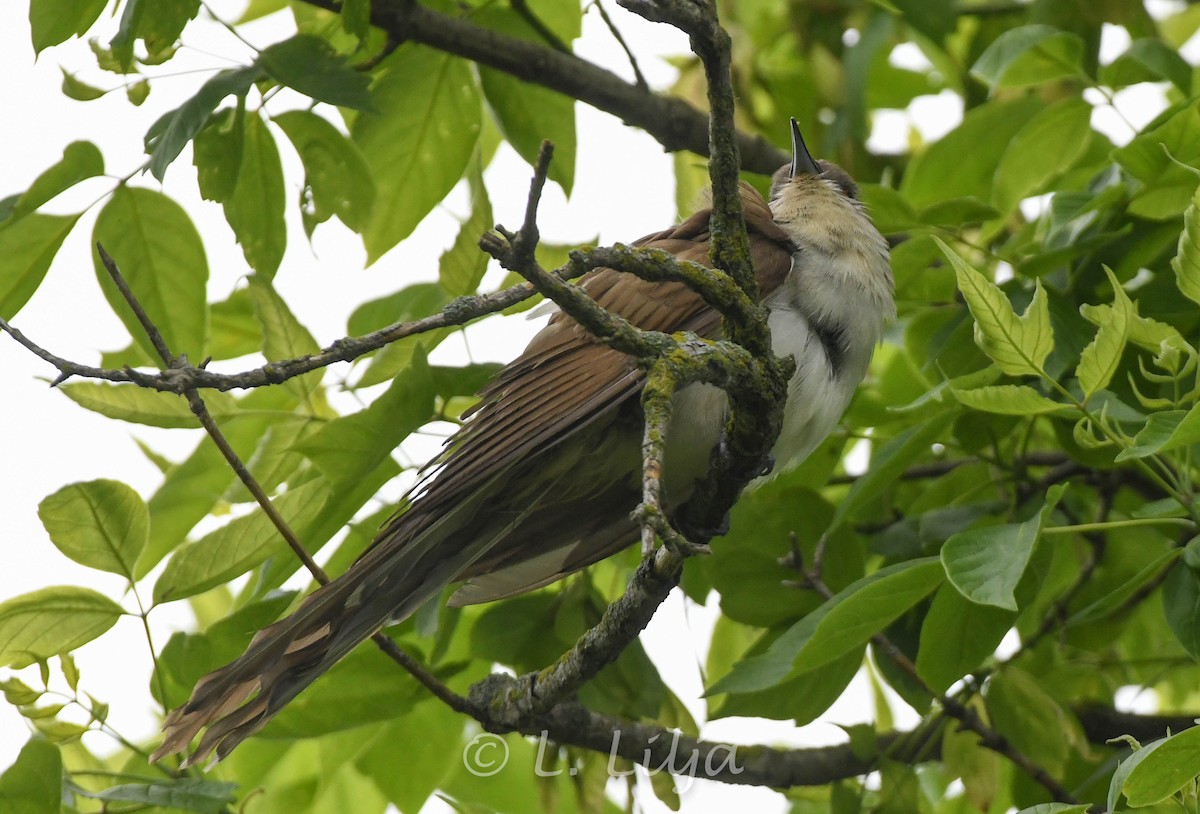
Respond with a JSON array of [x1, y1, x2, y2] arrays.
[[152, 467, 541, 765]]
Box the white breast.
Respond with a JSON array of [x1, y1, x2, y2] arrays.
[[663, 205, 892, 500]]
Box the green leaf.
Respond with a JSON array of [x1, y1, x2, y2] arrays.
[[942, 485, 1064, 610], [1015, 803, 1089, 813], [951, 385, 1069, 416], [193, 107, 244, 204], [153, 479, 327, 603], [1068, 548, 1180, 627], [209, 287, 260, 359], [916, 583, 1015, 693], [438, 164, 492, 296], [146, 65, 263, 181], [9, 141, 104, 221], [971, 25, 1085, 89], [341, 0, 370, 41], [298, 350, 435, 484], [1123, 727, 1200, 806], [704, 480, 859, 628], [1077, 266, 1132, 398], [1100, 38, 1192, 94], [263, 648, 423, 737], [1109, 737, 1167, 812], [476, 9, 576, 195], [993, 99, 1092, 213], [0, 587, 123, 668], [137, 0, 199, 58], [1162, 561, 1200, 660], [888, 0, 955, 40], [901, 97, 1042, 209], [0, 678, 42, 706], [37, 479, 148, 579], [917, 198, 1000, 228], [222, 113, 286, 278], [1172, 177, 1200, 307], [708, 558, 945, 695], [827, 410, 954, 536], [1114, 104, 1200, 219], [1116, 408, 1200, 461], [107, 0, 161, 62], [59, 381, 236, 428], [194, 106, 243, 204], [1080, 302, 1188, 355], [353, 45, 481, 261], [29, 0, 107, 52], [60, 69, 107, 101], [349, 283, 454, 388], [0, 213, 79, 320], [714, 647, 862, 725], [356, 701, 465, 814], [257, 34, 373, 110], [0, 737, 61, 814], [985, 667, 1074, 774], [525, 0, 582, 41], [126, 78, 150, 105], [274, 110, 376, 236], [92, 186, 209, 359], [940, 238, 1053, 377], [246, 275, 325, 408]]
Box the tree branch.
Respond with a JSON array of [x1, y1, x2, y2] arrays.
[[300, 0, 788, 174], [0, 271, 573, 394]]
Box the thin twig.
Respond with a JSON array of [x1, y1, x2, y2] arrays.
[[589, 0, 648, 88], [0, 267, 575, 393]]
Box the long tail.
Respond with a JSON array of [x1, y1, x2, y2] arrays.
[[152, 469, 535, 767]]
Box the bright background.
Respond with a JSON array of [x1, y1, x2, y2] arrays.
[[0, 1, 1182, 810]]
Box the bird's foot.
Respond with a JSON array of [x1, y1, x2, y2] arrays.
[[669, 511, 725, 550], [711, 436, 775, 481]]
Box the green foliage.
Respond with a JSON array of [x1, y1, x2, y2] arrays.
[[9, 0, 1200, 812]]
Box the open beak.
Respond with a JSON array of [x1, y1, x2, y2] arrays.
[[790, 117, 820, 178]]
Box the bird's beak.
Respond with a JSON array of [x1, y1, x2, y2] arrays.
[[789, 118, 820, 178]]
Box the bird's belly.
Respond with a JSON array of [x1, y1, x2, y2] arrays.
[[661, 301, 866, 501], [766, 305, 857, 472]]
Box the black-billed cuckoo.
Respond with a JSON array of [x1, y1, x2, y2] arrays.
[[152, 120, 894, 765]]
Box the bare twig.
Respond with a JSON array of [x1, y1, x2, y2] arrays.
[[0, 268, 574, 394], [589, 0, 649, 89]]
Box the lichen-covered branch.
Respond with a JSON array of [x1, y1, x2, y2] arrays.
[[0, 272, 567, 394]]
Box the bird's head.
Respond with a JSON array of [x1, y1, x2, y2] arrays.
[[769, 118, 860, 204], [767, 118, 885, 261]]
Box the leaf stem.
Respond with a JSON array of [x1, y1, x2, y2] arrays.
[[1042, 517, 1194, 536]]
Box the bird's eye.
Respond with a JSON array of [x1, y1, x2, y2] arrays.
[[826, 171, 858, 200]]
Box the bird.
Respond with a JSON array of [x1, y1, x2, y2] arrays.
[[151, 119, 894, 766]]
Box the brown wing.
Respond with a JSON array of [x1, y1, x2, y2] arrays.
[[382, 181, 794, 539], [380, 182, 795, 599]]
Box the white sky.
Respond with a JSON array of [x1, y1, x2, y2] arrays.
[[0, 2, 1181, 812]]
